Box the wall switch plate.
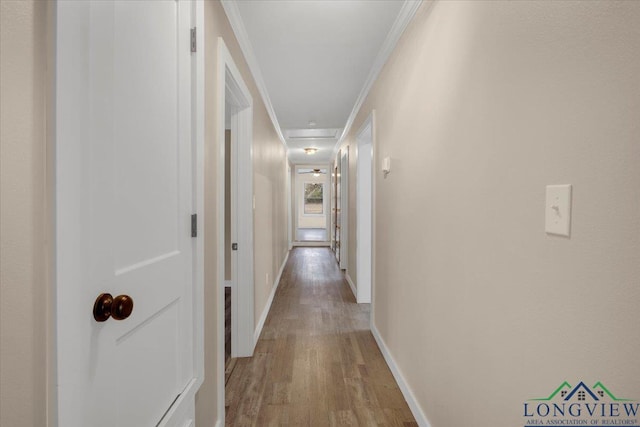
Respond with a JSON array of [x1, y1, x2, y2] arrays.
[[545, 184, 572, 237], [382, 157, 391, 175]]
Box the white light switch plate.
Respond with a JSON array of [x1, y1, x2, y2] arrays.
[[382, 157, 391, 174], [545, 184, 572, 236]]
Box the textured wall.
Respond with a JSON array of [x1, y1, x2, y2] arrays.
[[345, 1, 640, 425], [0, 1, 49, 426]]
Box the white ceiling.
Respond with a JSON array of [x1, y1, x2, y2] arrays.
[[224, 0, 420, 164]]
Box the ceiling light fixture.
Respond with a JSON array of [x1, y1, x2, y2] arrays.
[[313, 172, 320, 177], [304, 147, 318, 155]]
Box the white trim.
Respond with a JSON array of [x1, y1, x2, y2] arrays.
[[333, 0, 422, 157], [339, 150, 349, 270], [345, 273, 357, 301], [214, 421, 222, 427], [254, 250, 290, 344], [220, 0, 287, 148], [286, 163, 293, 249], [292, 241, 330, 247], [370, 324, 432, 427]]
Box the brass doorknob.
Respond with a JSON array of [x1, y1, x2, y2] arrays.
[[111, 294, 134, 320], [93, 293, 134, 322]]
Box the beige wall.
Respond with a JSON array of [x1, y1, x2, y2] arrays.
[[0, 1, 50, 426], [252, 78, 289, 331], [342, 1, 640, 425], [199, 1, 289, 425]]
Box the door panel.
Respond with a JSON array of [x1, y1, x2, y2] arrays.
[[56, 1, 196, 426]]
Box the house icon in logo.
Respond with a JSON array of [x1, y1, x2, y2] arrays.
[[563, 382, 599, 401], [529, 381, 633, 402]]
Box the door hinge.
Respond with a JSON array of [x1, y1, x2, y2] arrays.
[[191, 214, 197, 237], [190, 27, 197, 53], [232, 243, 238, 251]]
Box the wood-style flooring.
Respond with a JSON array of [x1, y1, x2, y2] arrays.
[[225, 247, 417, 426], [296, 228, 328, 242]]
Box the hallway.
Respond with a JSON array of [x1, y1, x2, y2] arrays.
[[225, 248, 416, 426]]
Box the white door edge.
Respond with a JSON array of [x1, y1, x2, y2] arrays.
[[356, 111, 375, 304]]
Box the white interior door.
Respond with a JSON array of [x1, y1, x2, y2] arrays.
[[56, 1, 200, 426]]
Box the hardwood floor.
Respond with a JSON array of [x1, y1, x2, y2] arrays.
[[296, 228, 328, 242], [225, 247, 417, 426]]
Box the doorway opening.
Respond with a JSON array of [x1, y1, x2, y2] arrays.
[[217, 37, 255, 420], [293, 165, 330, 246], [356, 112, 374, 304]]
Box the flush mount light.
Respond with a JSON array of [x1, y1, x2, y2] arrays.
[[304, 147, 318, 155]]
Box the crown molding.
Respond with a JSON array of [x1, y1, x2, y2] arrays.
[[332, 0, 423, 159], [220, 0, 288, 149]]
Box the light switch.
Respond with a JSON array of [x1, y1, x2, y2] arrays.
[[545, 184, 572, 237], [382, 157, 391, 175]]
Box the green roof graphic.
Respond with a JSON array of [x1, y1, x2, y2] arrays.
[[530, 381, 572, 401], [593, 382, 633, 402]]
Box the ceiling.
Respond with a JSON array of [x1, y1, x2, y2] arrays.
[[223, 0, 421, 164]]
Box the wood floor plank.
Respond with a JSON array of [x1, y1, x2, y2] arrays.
[[225, 247, 416, 426]]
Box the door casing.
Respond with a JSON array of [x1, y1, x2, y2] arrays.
[[216, 36, 255, 422]]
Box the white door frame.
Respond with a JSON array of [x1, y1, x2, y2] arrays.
[[356, 112, 374, 304], [216, 35, 255, 419], [286, 163, 293, 249], [53, 1, 205, 425], [339, 151, 349, 269], [293, 164, 330, 244]]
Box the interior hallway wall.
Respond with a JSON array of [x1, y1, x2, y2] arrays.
[[343, 1, 640, 425], [0, 1, 51, 426], [200, 1, 289, 425]]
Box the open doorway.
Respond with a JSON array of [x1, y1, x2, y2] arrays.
[[216, 37, 255, 420], [293, 165, 330, 246]]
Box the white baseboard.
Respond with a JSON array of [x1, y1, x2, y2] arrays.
[[292, 241, 330, 247], [345, 272, 357, 300], [254, 250, 290, 344], [370, 323, 432, 427]]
